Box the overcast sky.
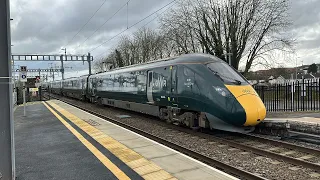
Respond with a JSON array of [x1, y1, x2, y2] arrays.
[[10, 0, 320, 80]]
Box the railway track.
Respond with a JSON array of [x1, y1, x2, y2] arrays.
[[285, 130, 320, 145], [213, 132, 320, 171], [44, 93, 320, 179], [43, 93, 264, 180]]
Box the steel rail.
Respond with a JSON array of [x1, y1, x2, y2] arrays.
[[243, 132, 320, 156], [152, 125, 320, 172], [286, 130, 320, 145]]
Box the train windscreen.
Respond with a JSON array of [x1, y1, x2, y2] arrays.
[[206, 62, 248, 85]]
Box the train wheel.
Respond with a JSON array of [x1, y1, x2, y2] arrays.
[[97, 97, 103, 106], [159, 108, 169, 121], [182, 112, 198, 129], [166, 108, 174, 124], [80, 95, 86, 101]]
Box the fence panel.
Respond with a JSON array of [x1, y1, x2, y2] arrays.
[[254, 79, 320, 112]]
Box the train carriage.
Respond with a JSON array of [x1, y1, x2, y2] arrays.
[[50, 53, 266, 133], [50, 81, 62, 95], [86, 54, 266, 133], [62, 76, 88, 100]]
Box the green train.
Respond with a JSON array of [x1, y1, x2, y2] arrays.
[[48, 53, 266, 133]]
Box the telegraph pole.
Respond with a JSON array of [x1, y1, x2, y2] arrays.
[[0, 0, 14, 179]]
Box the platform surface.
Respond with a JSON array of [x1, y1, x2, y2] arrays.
[[267, 111, 320, 118], [265, 117, 320, 125], [14, 101, 237, 180], [14, 102, 141, 180]]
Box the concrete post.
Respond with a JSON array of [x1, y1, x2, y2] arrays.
[[0, 0, 14, 179], [23, 82, 26, 116]]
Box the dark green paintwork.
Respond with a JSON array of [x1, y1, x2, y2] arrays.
[[52, 54, 249, 127], [85, 54, 247, 126]]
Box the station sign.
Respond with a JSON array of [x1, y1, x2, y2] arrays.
[[20, 66, 27, 82], [29, 88, 39, 92]]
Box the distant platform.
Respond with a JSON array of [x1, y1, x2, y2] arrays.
[[267, 111, 320, 119], [258, 114, 320, 135], [14, 100, 237, 180], [265, 117, 320, 125]]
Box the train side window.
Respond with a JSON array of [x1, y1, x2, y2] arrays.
[[184, 67, 194, 77], [171, 66, 177, 92]]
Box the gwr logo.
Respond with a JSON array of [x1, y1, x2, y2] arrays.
[[242, 89, 251, 94]]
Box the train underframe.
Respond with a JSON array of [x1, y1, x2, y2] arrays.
[[94, 96, 255, 133], [160, 106, 255, 133]]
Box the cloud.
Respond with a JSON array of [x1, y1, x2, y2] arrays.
[[10, 0, 320, 75], [287, 0, 320, 66], [11, 0, 173, 78], [11, 0, 172, 55]]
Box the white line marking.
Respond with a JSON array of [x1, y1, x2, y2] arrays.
[[55, 100, 239, 180]]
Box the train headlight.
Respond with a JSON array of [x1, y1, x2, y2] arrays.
[[213, 86, 230, 97]]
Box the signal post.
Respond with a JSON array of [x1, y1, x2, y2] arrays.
[[20, 66, 27, 116]]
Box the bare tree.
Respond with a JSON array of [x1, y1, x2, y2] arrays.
[[161, 0, 292, 73], [115, 49, 124, 67], [96, 0, 292, 74], [160, 1, 203, 55], [99, 27, 169, 70], [93, 57, 107, 73]]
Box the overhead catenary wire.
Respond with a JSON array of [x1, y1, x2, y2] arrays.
[[127, 1, 129, 29], [64, 0, 108, 48], [88, 0, 176, 54], [94, 1, 177, 60], [73, 0, 131, 53]]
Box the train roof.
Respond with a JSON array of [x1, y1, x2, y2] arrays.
[[91, 53, 223, 77]]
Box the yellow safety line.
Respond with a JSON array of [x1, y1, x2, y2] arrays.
[[47, 100, 177, 180], [18, 101, 42, 106], [42, 101, 130, 180]]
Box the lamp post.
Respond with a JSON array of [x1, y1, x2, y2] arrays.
[[295, 57, 300, 80]]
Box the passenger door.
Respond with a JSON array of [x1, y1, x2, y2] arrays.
[[81, 78, 86, 96], [170, 66, 178, 107], [147, 71, 154, 104]]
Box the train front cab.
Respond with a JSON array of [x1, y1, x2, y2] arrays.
[[225, 85, 266, 127], [205, 62, 266, 132]]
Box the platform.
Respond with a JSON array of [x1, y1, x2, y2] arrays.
[[265, 117, 320, 125], [265, 111, 320, 126], [259, 113, 320, 135], [14, 100, 237, 180], [267, 111, 320, 119]]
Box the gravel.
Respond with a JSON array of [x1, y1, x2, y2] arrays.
[[252, 133, 320, 150], [51, 95, 320, 180]]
